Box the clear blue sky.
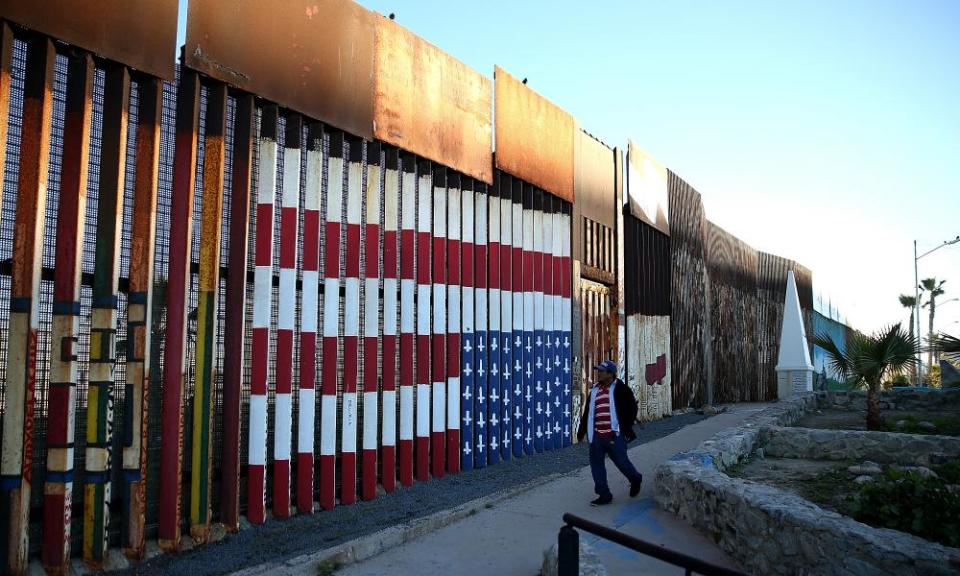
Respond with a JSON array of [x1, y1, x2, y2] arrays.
[[177, 0, 960, 334]]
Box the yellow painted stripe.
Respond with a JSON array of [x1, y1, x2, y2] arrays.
[[83, 483, 97, 559], [86, 385, 99, 444], [190, 293, 211, 522]]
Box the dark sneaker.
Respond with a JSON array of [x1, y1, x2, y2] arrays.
[[590, 495, 613, 506], [630, 477, 643, 498]]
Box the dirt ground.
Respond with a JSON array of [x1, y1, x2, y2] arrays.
[[793, 409, 960, 435], [729, 457, 855, 513]]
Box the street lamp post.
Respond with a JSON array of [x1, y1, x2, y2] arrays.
[[914, 235, 960, 386]]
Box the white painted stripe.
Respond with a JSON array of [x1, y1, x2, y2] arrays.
[[561, 212, 571, 257], [253, 266, 273, 328], [502, 291, 512, 328], [462, 287, 475, 333], [278, 268, 297, 330], [383, 278, 398, 336], [401, 172, 416, 230], [417, 284, 431, 336], [382, 390, 397, 446], [513, 292, 523, 330], [327, 157, 344, 223], [552, 211, 562, 259], [512, 203, 522, 243], [448, 185, 461, 240], [461, 189, 475, 243], [347, 161, 363, 225], [433, 285, 446, 331], [344, 277, 360, 336], [400, 279, 415, 333], [448, 285, 461, 333], [248, 395, 267, 465], [524, 293, 534, 327], [342, 392, 357, 452], [489, 289, 501, 330], [282, 150, 301, 209], [475, 194, 487, 243], [323, 278, 340, 337], [305, 147, 322, 211], [298, 388, 315, 452], [476, 289, 488, 331], [562, 298, 572, 331], [447, 377, 460, 430], [384, 168, 399, 231], [488, 197, 499, 237], [533, 210, 543, 252], [433, 184, 446, 237], [320, 395, 337, 455], [301, 270, 319, 333], [432, 382, 445, 433], [257, 141, 278, 204], [545, 293, 554, 331], [366, 168, 381, 223], [522, 209, 533, 251], [364, 278, 379, 337], [400, 386, 414, 441], [274, 393, 292, 460], [363, 392, 378, 450], [416, 384, 430, 436], [418, 174, 432, 231], [535, 293, 544, 330]]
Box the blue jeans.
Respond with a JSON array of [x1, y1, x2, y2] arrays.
[[589, 435, 643, 498]]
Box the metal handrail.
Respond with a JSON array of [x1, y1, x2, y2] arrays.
[[558, 513, 750, 576]]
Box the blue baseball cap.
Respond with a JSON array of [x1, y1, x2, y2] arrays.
[[593, 360, 617, 374]]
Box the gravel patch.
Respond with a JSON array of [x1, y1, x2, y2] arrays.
[[110, 413, 707, 576]]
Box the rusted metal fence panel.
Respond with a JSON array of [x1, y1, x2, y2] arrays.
[[184, 0, 375, 141], [494, 66, 575, 203], [574, 130, 615, 229], [706, 221, 760, 404], [0, 0, 177, 80], [667, 171, 708, 409], [373, 16, 492, 185]]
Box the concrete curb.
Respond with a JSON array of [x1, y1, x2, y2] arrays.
[[231, 472, 568, 576]]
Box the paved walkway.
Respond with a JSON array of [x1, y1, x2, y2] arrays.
[[336, 404, 769, 576]]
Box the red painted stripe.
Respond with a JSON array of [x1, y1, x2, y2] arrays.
[[417, 232, 431, 284], [41, 493, 66, 567], [462, 241, 475, 286], [446, 331, 461, 473], [321, 337, 338, 395], [46, 385, 71, 445], [273, 461, 290, 518], [365, 224, 379, 278], [400, 230, 415, 278], [382, 445, 396, 493], [247, 465, 265, 525], [297, 331, 315, 514], [384, 230, 398, 278], [324, 221, 341, 277], [296, 453, 313, 513], [255, 203, 274, 266], [251, 328, 269, 396], [416, 436, 429, 482], [524, 250, 535, 291], [345, 224, 361, 278], [303, 211, 321, 271], [416, 329, 430, 482], [276, 331, 294, 395], [488, 242, 501, 288], [319, 455, 335, 510], [341, 451, 357, 506], [399, 330, 414, 487], [362, 333, 377, 501], [475, 244, 488, 290], [279, 206, 298, 268]]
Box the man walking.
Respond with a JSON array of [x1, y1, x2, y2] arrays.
[[576, 360, 643, 506]]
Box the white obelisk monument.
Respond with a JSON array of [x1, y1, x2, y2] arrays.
[[776, 270, 814, 398]]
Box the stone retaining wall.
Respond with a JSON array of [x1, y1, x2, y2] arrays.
[[762, 427, 960, 467], [655, 394, 960, 576], [817, 388, 960, 413]]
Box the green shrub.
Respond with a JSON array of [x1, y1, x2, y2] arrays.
[[847, 470, 960, 548], [935, 460, 960, 484]]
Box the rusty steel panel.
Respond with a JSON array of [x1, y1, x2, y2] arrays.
[[1, 0, 177, 79], [185, 0, 375, 139], [627, 140, 669, 235], [374, 16, 492, 184], [575, 130, 615, 228], [494, 66, 574, 202]]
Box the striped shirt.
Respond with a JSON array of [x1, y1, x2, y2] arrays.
[[593, 385, 614, 439]]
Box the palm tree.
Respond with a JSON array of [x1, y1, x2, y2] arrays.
[[920, 278, 946, 370], [814, 323, 917, 430], [932, 332, 960, 363], [899, 294, 918, 379]]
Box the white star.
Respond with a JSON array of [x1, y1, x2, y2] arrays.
[[463, 442, 471, 455], [463, 363, 473, 377], [546, 338, 552, 349], [536, 336, 543, 347], [525, 430, 532, 444], [478, 359, 485, 377], [563, 358, 570, 374], [490, 388, 500, 403], [564, 405, 570, 417], [514, 384, 522, 396], [514, 359, 521, 373], [503, 394, 510, 406], [536, 381, 542, 394], [525, 387, 532, 402], [462, 387, 472, 401], [564, 426, 570, 438], [502, 336, 510, 352], [545, 426, 552, 439], [478, 337, 485, 352], [536, 426, 543, 439], [463, 411, 472, 427], [545, 381, 552, 395], [514, 336, 522, 348], [491, 363, 499, 377], [555, 336, 561, 348], [525, 338, 532, 353], [478, 413, 485, 428], [554, 397, 560, 408], [526, 410, 532, 424], [554, 423, 561, 433], [503, 432, 510, 448], [491, 436, 499, 451], [554, 355, 560, 367], [563, 336, 570, 348], [536, 357, 543, 370], [478, 436, 484, 452], [491, 338, 498, 352], [491, 413, 499, 428], [536, 402, 543, 415], [525, 363, 532, 378], [463, 339, 473, 353], [514, 406, 522, 419], [503, 363, 510, 379], [514, 427, 522, 440], [545, 403, 552, 417]]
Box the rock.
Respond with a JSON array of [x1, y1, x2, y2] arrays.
[[144, 540, 164, 560], [848, 464, 882, 476], [854, 475, 875, 485], [104, 550, 131, 571], [541, 539, 608, 576], [895, 420, 907, 429], [917, 421, 937, 431], [209, 523, 228, 543], [755, 448, 765, 459]]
